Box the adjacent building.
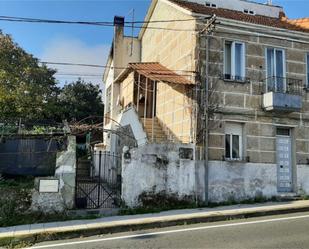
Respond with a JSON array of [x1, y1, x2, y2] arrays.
[[103, 0, 309, 204]]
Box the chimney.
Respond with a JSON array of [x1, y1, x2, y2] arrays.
[[113, 16, 125, 77], [114, 16, 125, 40], [267, 0, 272, 5]]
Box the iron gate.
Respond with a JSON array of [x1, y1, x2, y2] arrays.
[[75, 151, 122, 209]]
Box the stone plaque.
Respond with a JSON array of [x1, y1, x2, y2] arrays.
[[39, 179, 59, 193]]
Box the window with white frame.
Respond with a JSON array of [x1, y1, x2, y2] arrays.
[[225, 123, 243, 160], [266, 48, 286, 93], [307, 53, 309, 87], [224, 41, 246, 81]]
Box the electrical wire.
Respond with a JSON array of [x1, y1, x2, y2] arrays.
[[41, 61, 197, 74], [0, 16, 203, 32]]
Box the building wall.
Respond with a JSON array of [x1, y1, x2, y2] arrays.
[[198, 20, 309, 197], [120, 72, 135, 109], [139, 0, 199, 143], [141, 0, 196, 81], [156, 82, 193, 143]]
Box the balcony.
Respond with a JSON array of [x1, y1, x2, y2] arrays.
[[262, 77, 304, 112]]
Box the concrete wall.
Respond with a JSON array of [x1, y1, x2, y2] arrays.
[[297, 164, 309, 195], [31, 136, 76, 213], [208, 161, 277, 203], [122, 143, 204, 207], [156, 82, 193, 143]]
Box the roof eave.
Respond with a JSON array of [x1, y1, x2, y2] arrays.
[[114, 67, 132, 84]]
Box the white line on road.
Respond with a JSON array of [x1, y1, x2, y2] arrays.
[[25, 213, 309, 249]]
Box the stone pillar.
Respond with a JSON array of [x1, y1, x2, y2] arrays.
[[31, 136, 76, 213]]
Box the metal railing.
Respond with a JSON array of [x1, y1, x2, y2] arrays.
[[261, 76, 304, 96]]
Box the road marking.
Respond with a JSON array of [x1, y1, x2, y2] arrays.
[[25, 213, 309, 249]]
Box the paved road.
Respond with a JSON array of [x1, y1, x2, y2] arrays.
[[27, 212, 309, 249]]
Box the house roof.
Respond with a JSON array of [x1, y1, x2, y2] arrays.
[[116, 62, 194, 85], [169, 0, 309, 33], [287, 18, 309, 30]]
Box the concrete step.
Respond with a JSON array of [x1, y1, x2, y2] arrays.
[[141, 118, 168, 142]]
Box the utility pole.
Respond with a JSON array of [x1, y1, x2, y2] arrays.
[[198, 14, 216, 205]]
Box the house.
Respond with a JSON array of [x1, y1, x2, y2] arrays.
[[103, 0, 309, 205]]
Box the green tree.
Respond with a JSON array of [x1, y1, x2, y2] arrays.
[[59, 79, 104, 122], [0, 32, 60, 121]]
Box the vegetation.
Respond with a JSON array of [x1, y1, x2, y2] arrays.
[[0, 32, 103, 124], [0, 177, 100, 227], [120, 191, 199, 215], [58, 79, 104, 122], [0, 32, 59, 121]]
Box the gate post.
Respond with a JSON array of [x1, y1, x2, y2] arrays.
[[97, 151, 102, 208]]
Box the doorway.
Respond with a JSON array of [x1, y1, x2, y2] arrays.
[[276, 128, 293, 193]]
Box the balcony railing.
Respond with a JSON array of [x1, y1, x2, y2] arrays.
[[261, 76, 304, 112], [261, 76, 304, 96]]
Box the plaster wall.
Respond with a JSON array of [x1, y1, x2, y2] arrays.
[[122, 143, 203, 207], [208, 161, 278, 203]]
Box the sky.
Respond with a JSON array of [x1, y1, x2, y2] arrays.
[[0, 0, 308, 87]]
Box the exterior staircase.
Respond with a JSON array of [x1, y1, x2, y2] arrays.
[[76, 159, 91, 180], [141, 118, 168, 143]]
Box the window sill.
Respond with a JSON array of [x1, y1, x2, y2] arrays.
[[220, 75, 250, 84], [223, 158, 249, 163], [222, 78, 249, 84]]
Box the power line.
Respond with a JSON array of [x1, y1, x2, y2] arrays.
[[41, 61, 197, 74], [0, 16, 202, 32], [55, 73, 103, 77], [0, 15, 205, 24]]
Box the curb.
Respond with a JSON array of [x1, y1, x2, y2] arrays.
[[1, 204, 309, 248]]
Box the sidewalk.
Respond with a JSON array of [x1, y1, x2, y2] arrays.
[[1, 200, 309, 244]]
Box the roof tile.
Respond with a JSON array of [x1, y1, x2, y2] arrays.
[[170, 0, 309, 33]]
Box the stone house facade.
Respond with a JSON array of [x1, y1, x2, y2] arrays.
[[103, 0, 309, 203]]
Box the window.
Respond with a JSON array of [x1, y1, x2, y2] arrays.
[[276, 128, 290, 136], [205, 2, 217, 8], [224, 41, 246, 81], [266, 48, 286, 93], [307, 53, 309, 87], [244, 9, 255, 15], [225, 123, 243, 160]]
